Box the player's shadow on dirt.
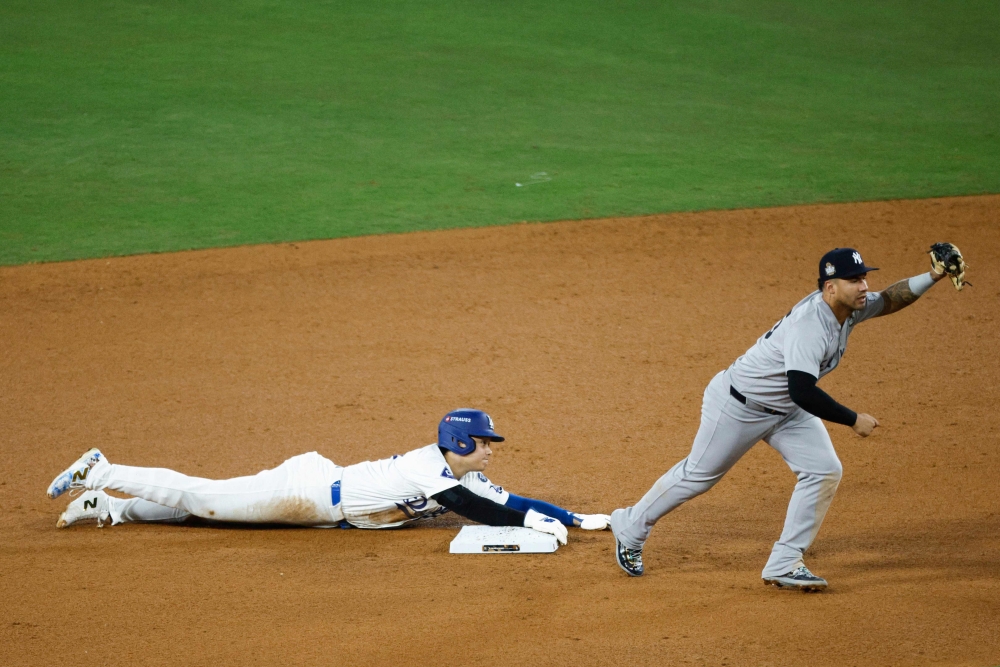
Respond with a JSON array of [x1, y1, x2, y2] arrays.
[[813, 514, 999, 577], [179, 514, 475, 531], [643, 510, 999, 582]]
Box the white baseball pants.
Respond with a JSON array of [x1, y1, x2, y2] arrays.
[[611, 370, 843, 577], [87, 451, 345, 527]]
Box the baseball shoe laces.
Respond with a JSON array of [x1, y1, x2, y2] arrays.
[[46, 448, 104, 500], [615, 537, 644, 577], [763, 565, 828, 591]]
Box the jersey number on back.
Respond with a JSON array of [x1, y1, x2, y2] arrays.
[[764, 311, 791, 340]]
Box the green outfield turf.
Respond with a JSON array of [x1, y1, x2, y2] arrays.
[[2, 0, 998, 265]]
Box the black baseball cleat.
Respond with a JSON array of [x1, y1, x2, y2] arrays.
[[763, 565, 828, 592], [614, 537, 644, 577]]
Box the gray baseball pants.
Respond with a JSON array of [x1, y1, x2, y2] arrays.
[[611, 370, 843, 577]]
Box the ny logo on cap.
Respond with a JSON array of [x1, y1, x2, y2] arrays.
[[852, 251, 863, 264]]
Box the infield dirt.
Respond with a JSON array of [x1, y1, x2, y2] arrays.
[[2, 196, 998, 666]]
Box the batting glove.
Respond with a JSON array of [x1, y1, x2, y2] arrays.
[[524, 508, 568, 545]]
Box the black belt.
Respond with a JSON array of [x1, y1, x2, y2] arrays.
[[730, 385, 787, 416]]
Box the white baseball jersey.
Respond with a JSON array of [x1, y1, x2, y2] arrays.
[[728, 291, 884, 412], [339, 444, 509, 529]]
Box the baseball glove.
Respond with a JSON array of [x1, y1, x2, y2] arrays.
[[929, 242, 971, 291]]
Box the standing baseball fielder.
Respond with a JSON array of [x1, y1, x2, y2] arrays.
[[610, 244, 969, 590], [47, 409, 611, 540]]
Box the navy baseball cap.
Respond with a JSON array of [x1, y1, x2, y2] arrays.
[[819, 248, 878, 283]]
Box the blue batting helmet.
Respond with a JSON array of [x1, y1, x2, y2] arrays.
[[438, 408, 505, 456]]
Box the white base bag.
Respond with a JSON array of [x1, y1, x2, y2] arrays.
[[449, 525, 559, 554]]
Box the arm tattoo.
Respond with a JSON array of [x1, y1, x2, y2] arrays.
[[876, 279, 919, 317]]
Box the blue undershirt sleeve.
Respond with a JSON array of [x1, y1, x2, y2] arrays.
[[503, 494, 576, 526]]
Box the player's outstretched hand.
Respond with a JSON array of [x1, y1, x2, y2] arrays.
[[852, 413, 879, 438], [574, 513, 612, 530], [524, 508, 568, 545]]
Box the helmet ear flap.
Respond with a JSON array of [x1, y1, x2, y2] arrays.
[[452, 433, 475, 452], [438, 421, 477, 456]]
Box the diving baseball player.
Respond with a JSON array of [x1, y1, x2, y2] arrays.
[[47, 409, 611, 541], [610, 244, 970, 590]]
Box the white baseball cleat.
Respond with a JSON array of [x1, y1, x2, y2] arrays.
[[46, 448, 104, 499], [57, 490, 111, 528]]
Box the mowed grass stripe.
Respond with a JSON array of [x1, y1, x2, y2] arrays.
[[2, 0, 998, 264]]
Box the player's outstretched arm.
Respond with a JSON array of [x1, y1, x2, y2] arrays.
[[503, 494, 576, 526], [432, 486, 525, 526], [504, 493, 610, 530], [431, 487, 569, 544], [876, 270, 946, 317], [875, 242, 973, 316]]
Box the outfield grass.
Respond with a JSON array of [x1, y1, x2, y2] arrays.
[[2, 0, 998, 265]]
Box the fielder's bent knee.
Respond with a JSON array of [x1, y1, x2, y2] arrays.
[[797, 457, 842, 484], [812, 451, 843, 481]]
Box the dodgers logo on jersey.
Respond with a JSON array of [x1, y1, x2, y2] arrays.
[[394, 495, 449, 521], [852, 251, 863, 264], [395, 495, 428, 518], [441, 467, 456, 479]]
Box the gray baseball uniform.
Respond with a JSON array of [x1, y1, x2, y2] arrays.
[[611, 289, 884, 577]]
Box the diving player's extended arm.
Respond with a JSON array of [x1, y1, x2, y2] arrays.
[[431, 486, 526, 526], [875, 271, 946, 317], [786, 370, 857, 426], [431, 487, 569, 543], [503, 494, 577, 527]]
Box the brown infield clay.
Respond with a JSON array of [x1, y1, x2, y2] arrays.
[[2, 196, 999, 667]]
